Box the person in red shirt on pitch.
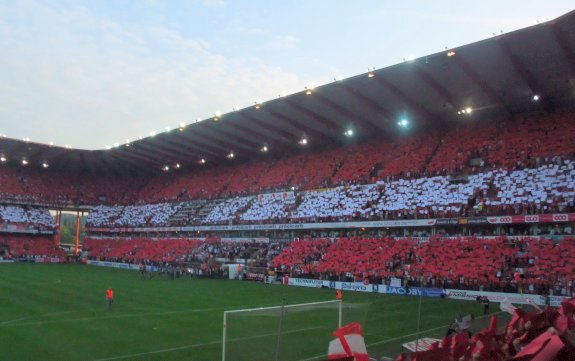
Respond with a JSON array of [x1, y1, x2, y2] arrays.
[[106, 287, 114, 311]]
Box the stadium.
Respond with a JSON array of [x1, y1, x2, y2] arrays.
[[1, 5, 575, 361]]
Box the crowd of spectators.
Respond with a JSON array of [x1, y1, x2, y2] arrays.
[[0, 235, 66, 258], [83, 236, 273, 268], [0, 205, 56, 229], [86, 203, 182, 227], [271, 235, 575, 297], [203, 197, 253, 224], [83, 237, 203, 263], [82, 159, 575, 227]]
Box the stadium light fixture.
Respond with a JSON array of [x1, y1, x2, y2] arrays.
[[175, 163, 180, 169], [113, 142, 119, 148], [179, 122, 185, 128], [163, 165, 169, 171], [165, 126, 171, 132], [150, 131, 156, 137], [261, 145, 268, 152], [0, 156, 6, 162], [42, 162, 49, 168], [138, 136, 143, 140], [105, 145, 111, 150], [49, 141, 54, 146], [465, 107, 472, 114], [299, 137, 308, 146], [397, 119, 409, 127], [533, 94, 540, 101], [255, 100, 263, 109], [305, 85, 315, 95], [367, 67, 376, 78], [447, 51, 456, 57], [199, 158, 206, 164], [22, 159, 28, 165], [227, 152, 234, 159], [345, 129, 354, 137]]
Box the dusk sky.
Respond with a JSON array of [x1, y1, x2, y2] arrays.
[[0, 1, 573, 149]]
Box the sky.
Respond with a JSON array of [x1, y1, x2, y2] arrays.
[[0, 1, 573, 150]]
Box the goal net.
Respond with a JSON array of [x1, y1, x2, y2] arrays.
[[222, 300, 367, 361]]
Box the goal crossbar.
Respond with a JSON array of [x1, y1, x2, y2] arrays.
[[222, 300, 342, 361]]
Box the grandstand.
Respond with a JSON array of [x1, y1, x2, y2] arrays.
[[1, 9, 575, 361]]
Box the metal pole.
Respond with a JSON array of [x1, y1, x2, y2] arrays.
[[338, 299, 342, 328], [274, 299, 286, 361], [222, 311, 227, 361], [75, 212, 80, 256], [415, 275, 423, 352]]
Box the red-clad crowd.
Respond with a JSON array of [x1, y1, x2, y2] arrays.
[[82, 237, 204, 263], [0, 235, 66, 258], [271, 236, 575, 296]]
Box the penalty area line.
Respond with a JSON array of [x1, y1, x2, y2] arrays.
[[91, 326, 326, 361]]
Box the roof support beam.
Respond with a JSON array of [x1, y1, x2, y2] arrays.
[[283, 99, 340, 134], [339, 84, 395, 126], [372, 76, 434, 122], [313, 93, 382, 134], [550, 23, 575, 75], [263, 107, 336, 145], [497, 38, 543, 96], [236, 113, 296, 145], [452, 55, 509, 113], [197, 124, 260, 153], [413, 67, 458, 110]]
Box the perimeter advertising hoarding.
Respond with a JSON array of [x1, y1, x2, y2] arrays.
[[386, 286, 445, 298], [445, 289, 545, 305], [87, 212, 575, 233]]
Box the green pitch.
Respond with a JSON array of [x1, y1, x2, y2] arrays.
[[0, 264, 502, 360]]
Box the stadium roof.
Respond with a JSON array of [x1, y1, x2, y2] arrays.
[[1, 10, 574, 175]]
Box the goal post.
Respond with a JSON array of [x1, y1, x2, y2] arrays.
[[222, 300, 343, 361]]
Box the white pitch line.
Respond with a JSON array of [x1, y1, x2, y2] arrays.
[[0, 301, 294, 328], [0, 306, 224, 327], [91, 326, 326, 361], [0, 317, 29, 326], [92, 313, 500, 361], [0, 309, 87, 326]]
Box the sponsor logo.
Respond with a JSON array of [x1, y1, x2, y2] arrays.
[[525, 215, 539, 222], [340, 282, 370, 292], [290, 278, 327, 287], [387, 286, 422, 296], [553, 214, 568, 222]]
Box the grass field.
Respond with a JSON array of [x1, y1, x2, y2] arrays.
[[0, 264, 505, 360]]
